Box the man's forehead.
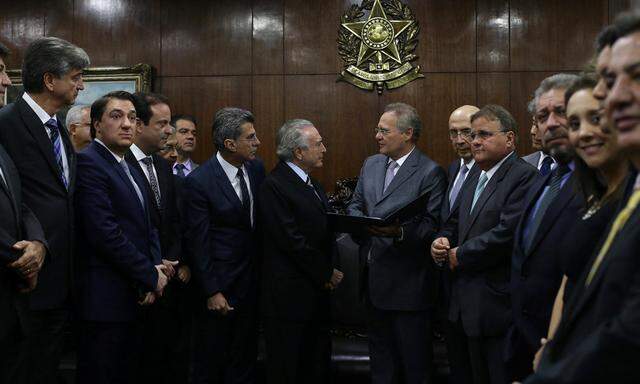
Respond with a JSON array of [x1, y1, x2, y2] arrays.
[[610, 32, 640, 70], [106, 99, 134, 111], [537, 88, 564, 109], [597, 46, 611, 70]]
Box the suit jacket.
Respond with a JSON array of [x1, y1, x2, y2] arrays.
[[75, 141, 161, 322], [0, 97, 76, 310], [526, 169, 640, 384], [443, 152, 537, 337], [182, 155, 265, 308], [522, 151, 542, 169], [346, 148, 447, 311], [506, 170, 583, 359], [126, 151, 181, 262], [259, 161, 335, 322], [438, 159, 481, 313], [0, 144, 46, 341]]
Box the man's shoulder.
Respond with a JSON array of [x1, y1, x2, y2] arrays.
[[522, 150, 541, 164], [0, 102, 23, 127]]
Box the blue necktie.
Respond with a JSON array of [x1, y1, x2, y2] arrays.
[[174, 163, 186, 177], [540, 156, 553, 176], [449, 163, 469, 211], [45, 118, 68, 188], [470, 171, 489, 213]]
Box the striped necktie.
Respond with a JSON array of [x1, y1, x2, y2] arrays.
[[45, 118, 68, 188]]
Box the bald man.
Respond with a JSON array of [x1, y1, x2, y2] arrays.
[[437, 105, 480, 384]]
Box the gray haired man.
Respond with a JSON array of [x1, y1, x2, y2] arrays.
[[65, 104, 91, 151], [0, 36, 89, 384], [348, 103, 447, 384]]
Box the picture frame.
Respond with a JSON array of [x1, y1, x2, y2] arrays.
[[4, 63, 153, 107]]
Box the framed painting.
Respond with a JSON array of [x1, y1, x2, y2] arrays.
[[4, 63, 153, 107]]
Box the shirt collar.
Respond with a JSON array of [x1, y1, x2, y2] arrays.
[[94, 138, 125, 163], [537, 152, 556, 169], [217, 152, 244, 181], [176, 158, 193, 171], [285, 161, 309, 183], [23, 92, 56, 125], [460, 157, 475, 171], [129, 143, 149, 162], [388, 146, 415, 167], [484, 151, 514, 181]]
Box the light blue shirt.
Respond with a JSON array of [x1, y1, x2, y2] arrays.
[[286, 161, 309, 183]]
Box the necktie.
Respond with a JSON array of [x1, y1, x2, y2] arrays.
[[141, 157, 161, 209], [174, 163, 186, 177], [524, 164, 571, 252], [470, 171, 489, 213], [449, 164, 469, 210], [383, 160, 398, 193], [585, 189, 640, 286], [306, 176, 321, 201], [237, 167, 251, 223], [45, 118, 68, 188], [120, 160, 145, 209], [540, 156, 553, 176]]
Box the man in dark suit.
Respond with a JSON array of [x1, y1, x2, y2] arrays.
[[505, 74, 583, 382], [439, 105, 480, 384], [348, 103, 447, 384], [522, 99, 555, 175], [0, 36, 89, 384], [525, 14, 640, 383], [260, 119, 343, 384], [125, 92, 187, 383], [0, 142, 47, 384], [432, 105, 538, 384], [184, 107, 265, 383], [171, 114, 199, 176], [75, 91, 169, 384]]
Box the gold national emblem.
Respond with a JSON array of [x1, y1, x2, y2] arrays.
[[338, 0, 423, 94]]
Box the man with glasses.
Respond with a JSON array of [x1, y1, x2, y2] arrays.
[[523, 105, 552, 174], [183, 107, 265, 384], [348, 102, 446, 384], [437, 105, 479, 384], [432, 104, 537, 384], [505, 73, 583, 382]]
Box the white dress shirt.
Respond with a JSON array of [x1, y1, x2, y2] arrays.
[[217, 152, 254, 225], [130, 143, 160, 197]]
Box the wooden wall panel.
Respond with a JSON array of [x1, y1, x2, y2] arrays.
[[160, 76, 253, 161], [477, 0, 510, 72], [381, 73, 477, 168], [477, 72, 510, 109], [253, 0, 284, 74], [609, 0, 639, 22], [253, 75, 284, 171], [162, 0, 252, 76], [510, 0, 608, 71], [284, 75, 380, 189], [73, 0, 161, 69]]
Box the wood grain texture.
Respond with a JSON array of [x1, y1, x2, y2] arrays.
[[477, 0, 510, 72]]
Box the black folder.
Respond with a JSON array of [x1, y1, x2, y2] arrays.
[[328, 191, 431, 234]]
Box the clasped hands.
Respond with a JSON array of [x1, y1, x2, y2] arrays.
[[7, 240, 46, 293], [139, 259, 179, 306], [430, 237, 459, 270], [324, 268, 344, 291]]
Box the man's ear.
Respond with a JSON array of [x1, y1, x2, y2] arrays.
[[43, 72, 56, 92], [224, 138, 236, 152]]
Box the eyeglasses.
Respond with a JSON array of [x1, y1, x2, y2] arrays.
[[449, 128, 472, 139], [535, 106, 566, 124], [374, 127, 391, 136], [469, 130, 508, 141]]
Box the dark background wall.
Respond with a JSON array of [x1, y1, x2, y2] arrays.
[[1, 0, 637, 190]]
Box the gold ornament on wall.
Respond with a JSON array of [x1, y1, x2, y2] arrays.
[[337, 0, 423, 94]]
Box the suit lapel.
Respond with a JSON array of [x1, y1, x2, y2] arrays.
[[447, 164, 479, 222], [58, 119, 76, 193], [0, 148, 18, 221], [153, 154, 169, 210], [125, 151, 160, 216], [377, 149, 419, 204], [525, 174, 577, 257], [278, 162, 325, 213], [211, 156, 244, 213], [375, 156, 387, 203], [17, 99, 67, 191]]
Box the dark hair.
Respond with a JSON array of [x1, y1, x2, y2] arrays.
[[212, 107, 255, 152], [564, 75, 598, 106], [132, 92, 170, 125], [171, 114, 197, 127], [22, 37, 90, 93], [0, 42, 10, 59], [471, 104, 518, 140], [612, 11, 640, 42], [595, 25, 619, 53], [90, 91, 136, 138]]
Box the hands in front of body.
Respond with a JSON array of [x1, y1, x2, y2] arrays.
[[430, 237, 459, 270], [8, 240, 46, 293], [208, 292, 234, 315], [324, 268, 344, 291]]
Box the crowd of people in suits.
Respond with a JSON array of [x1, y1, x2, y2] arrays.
[[0, 10, 639, 384]]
